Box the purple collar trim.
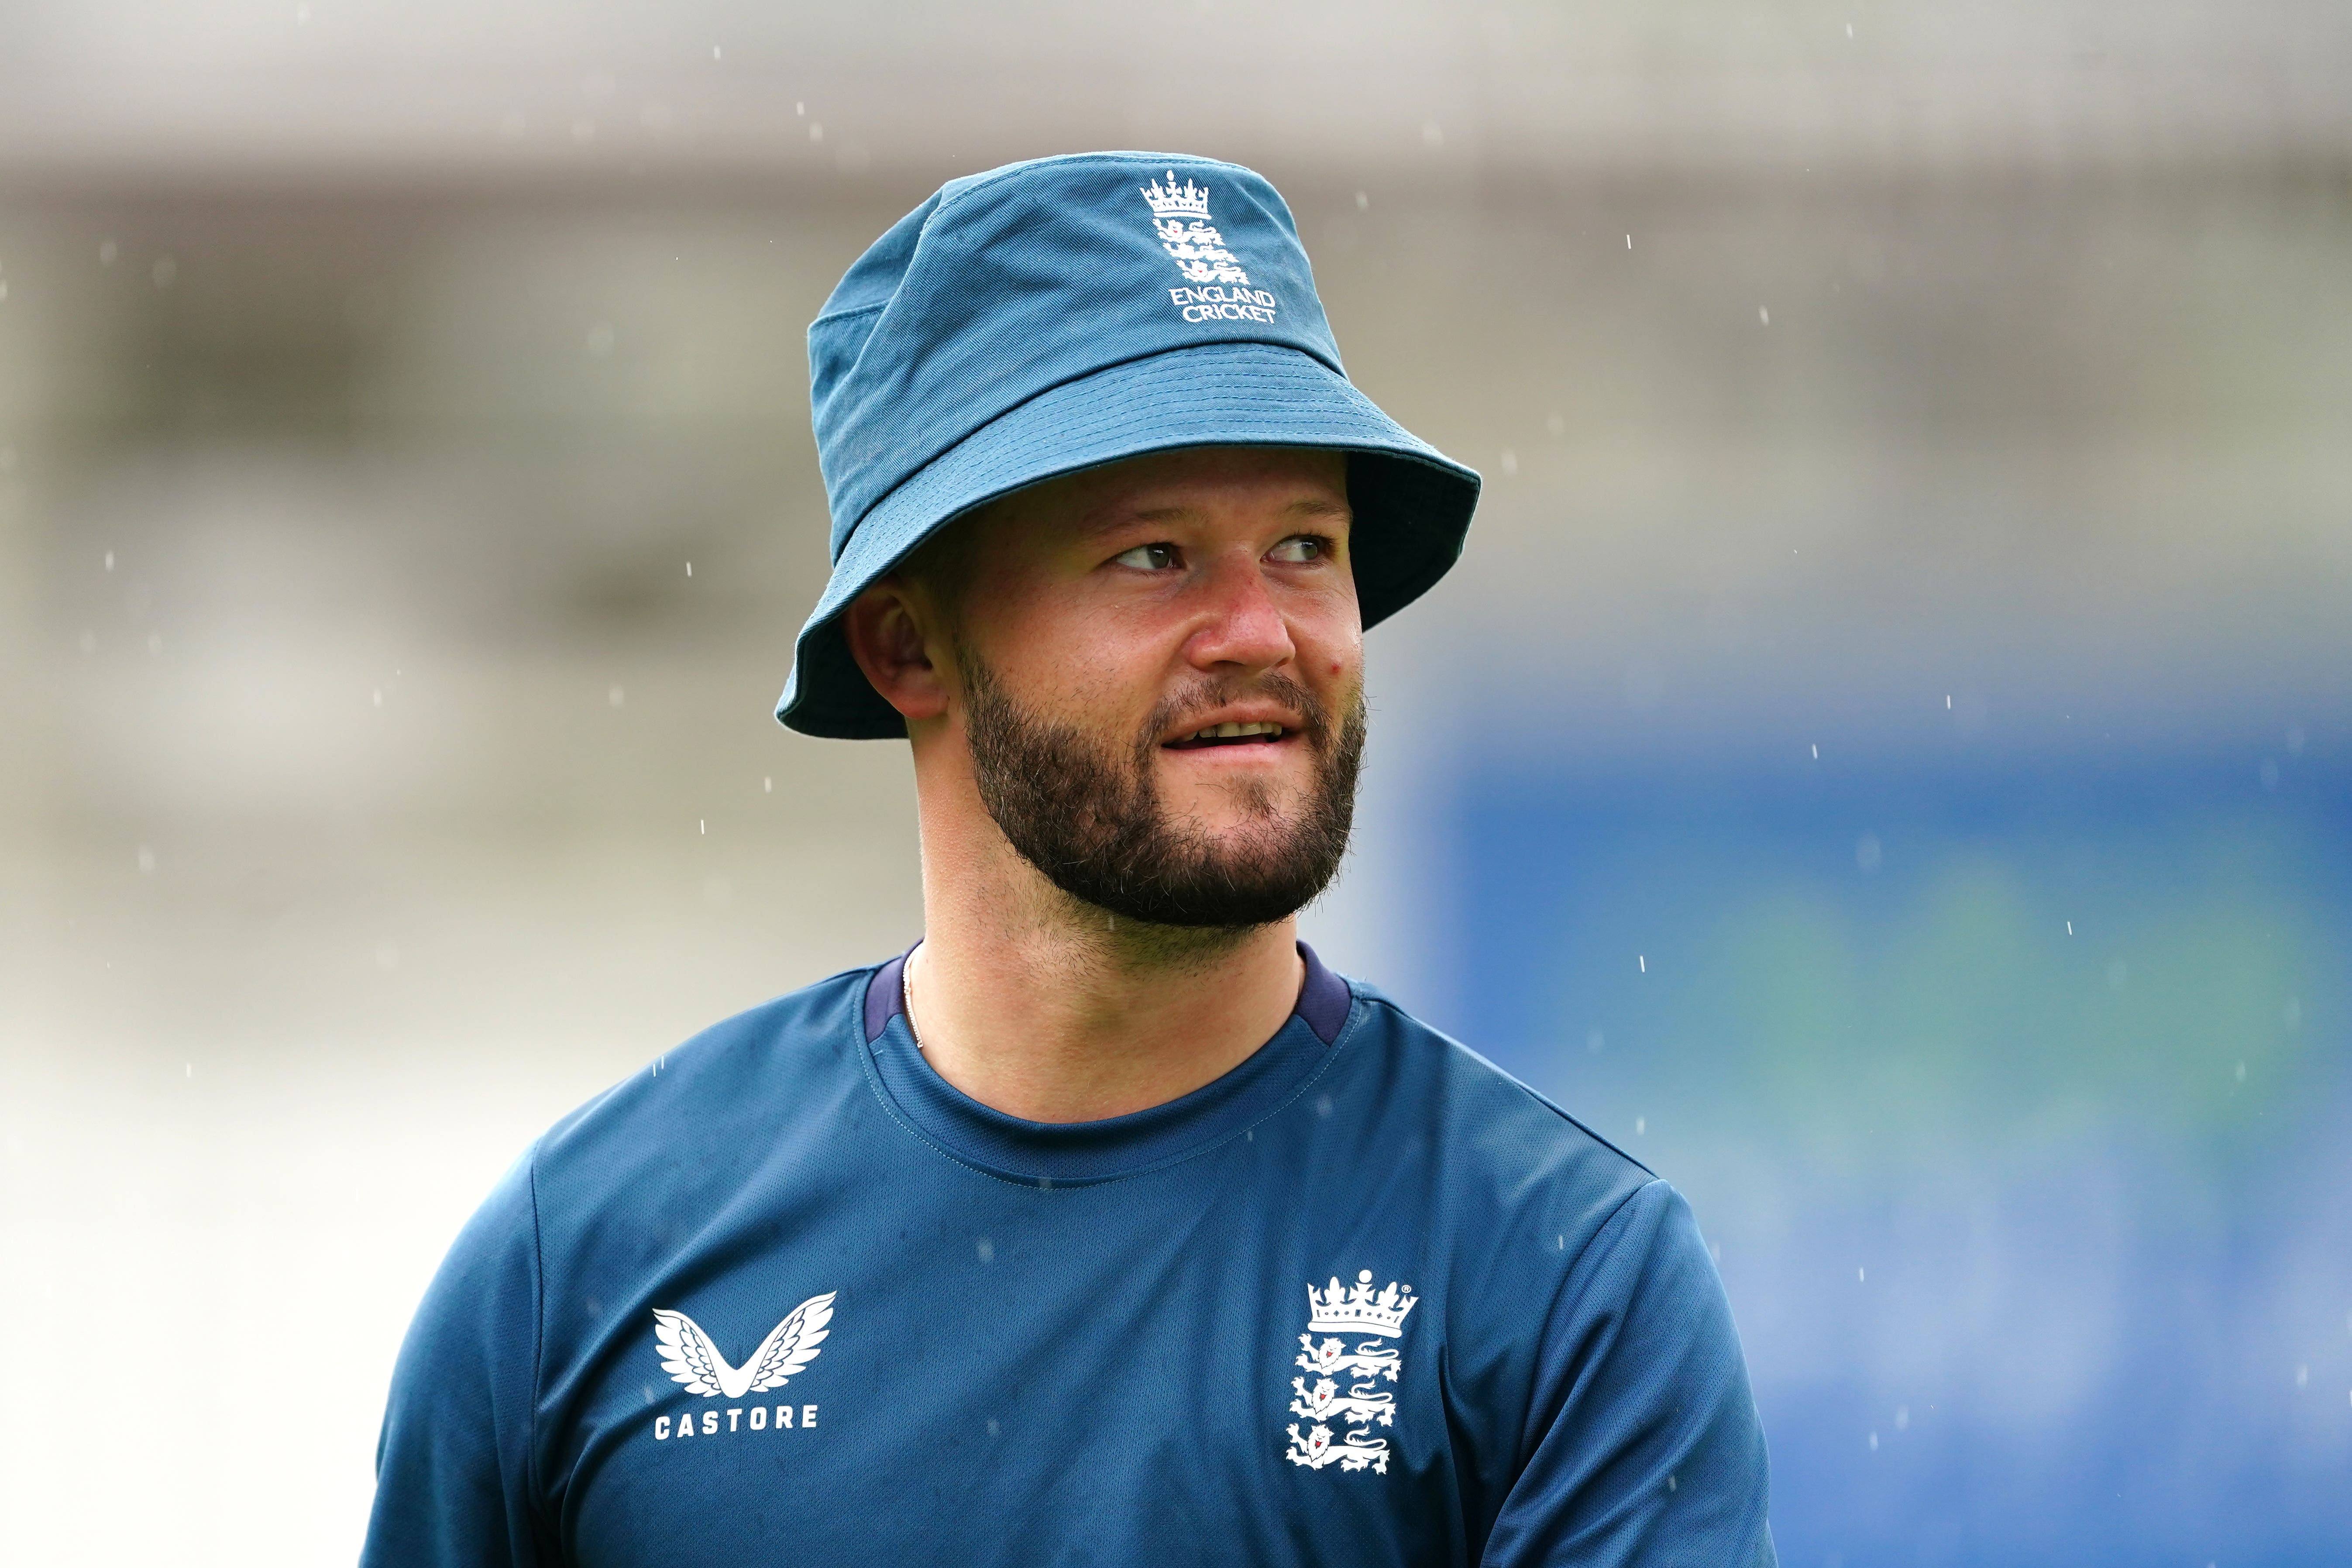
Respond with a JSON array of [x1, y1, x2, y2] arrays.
[[864, 940, 1351, 1046]]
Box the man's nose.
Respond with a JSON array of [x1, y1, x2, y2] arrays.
[[1183, 550, 1296, 674]]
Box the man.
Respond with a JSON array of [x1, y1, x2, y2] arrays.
[[364, 152, 1774, 1567]]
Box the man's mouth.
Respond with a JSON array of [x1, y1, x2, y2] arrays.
[[1165, 721, 1288, 750]]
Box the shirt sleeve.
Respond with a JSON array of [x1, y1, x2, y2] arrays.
[[361, 1146, 554, 1568], [1482, 1179, 1776, 1568]]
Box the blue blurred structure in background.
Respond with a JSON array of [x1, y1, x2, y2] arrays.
[[2, 4, 2348, 1564], [1431, 755, 2349, 1565]]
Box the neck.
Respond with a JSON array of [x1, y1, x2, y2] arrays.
[[904, 818, 1306, 1125]]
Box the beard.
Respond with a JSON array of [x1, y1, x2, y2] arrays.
[[960, 653, 1366, 930]]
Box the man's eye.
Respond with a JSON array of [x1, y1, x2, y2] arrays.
[[1267, 536, 1326, 564], [1113, 543, 1180, 571]]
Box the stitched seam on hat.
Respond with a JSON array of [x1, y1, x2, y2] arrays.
[[810, 299, 890, 329]]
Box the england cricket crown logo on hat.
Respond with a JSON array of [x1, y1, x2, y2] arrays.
[[1140, 170, 1279, 323], [1141, 171, 1212, 223]]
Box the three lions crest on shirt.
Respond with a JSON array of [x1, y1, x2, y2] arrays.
[[1287, 1271, 1418, 1475]]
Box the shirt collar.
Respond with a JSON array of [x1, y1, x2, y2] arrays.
[[857, 941, 1354, 1186]]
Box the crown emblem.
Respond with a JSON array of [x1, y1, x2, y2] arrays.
[[1140, 171, 1212, 220], [1305, 1271, 1417, 1339]]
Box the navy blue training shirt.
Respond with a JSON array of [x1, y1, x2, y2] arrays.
[[364, 947, 1774, 1566]]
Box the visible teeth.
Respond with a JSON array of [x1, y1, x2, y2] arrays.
[[1188, 721, 1282, 741]]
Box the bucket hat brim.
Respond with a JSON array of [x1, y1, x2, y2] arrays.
[[777, 340, 1479, 739]]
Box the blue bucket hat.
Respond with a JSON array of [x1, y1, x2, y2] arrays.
[[777, 150, 1481, 739]]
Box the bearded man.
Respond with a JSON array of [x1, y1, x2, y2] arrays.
[[364, 153, 1775, 1568]]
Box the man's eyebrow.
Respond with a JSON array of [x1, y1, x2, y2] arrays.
[[1080, 495, 1352, 536], [1084, 504, 1198, 535]]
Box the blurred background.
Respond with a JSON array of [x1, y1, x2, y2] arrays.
[[1, 3, 2348, 1564]]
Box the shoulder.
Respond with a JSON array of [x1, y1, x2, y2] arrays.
[[1327, 983, 1742, 1400], [1330, 978, 1656, 1252], [528, 963, 880, 1204]]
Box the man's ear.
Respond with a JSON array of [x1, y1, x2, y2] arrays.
[[842, 578, 953, 725]]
